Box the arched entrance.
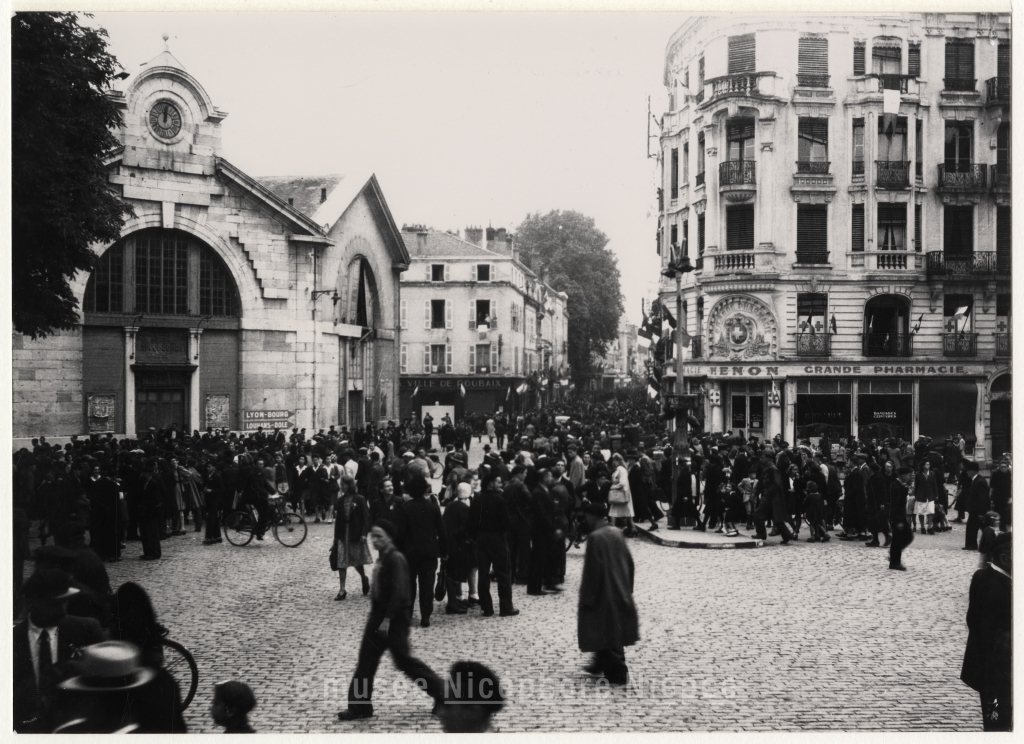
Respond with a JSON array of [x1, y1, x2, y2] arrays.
[[863, 294, 911, 356], [337, 254, 385, 428], [83, 228, 241, 434], [990, 372, 1012, 462]]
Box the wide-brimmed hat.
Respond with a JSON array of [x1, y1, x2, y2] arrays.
[[59, 641, 157, 692], [22, 569, 80, 600]]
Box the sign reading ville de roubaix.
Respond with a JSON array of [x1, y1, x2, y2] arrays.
[[242, 410, 294, 431], [678, 363, 987, 378]]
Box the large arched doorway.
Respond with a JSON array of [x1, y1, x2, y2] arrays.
[[82, 228, 241, 434], [991, 372, 1012, 462], [337, 255, 386, 428], [862, 294, 911, 357]]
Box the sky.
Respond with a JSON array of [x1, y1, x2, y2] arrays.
[[88, 12, 691, 327]]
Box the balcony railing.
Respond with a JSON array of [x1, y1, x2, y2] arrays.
[[991, 164, 1011, 190], [695, 171, 705, 187], [874, 74, 912, 92], [719, 160, 756, 185], [796, 250, 829, 265], [939, 164, 987, 191], [944, 77, 977, 92], [852, 160, 865, 176], [995, 333, 1012, 357], [926, 251, 1007, 277], [796, 333, 832, 357], [943, 332, 978, 357], [876, 160, 910, 188], [715, 252, 755, 272], [862, 333, 912, 357], [986, 77, 1010, 104], [875, 252, 909, 270], [796, 161, 830, 174], [797, 73, 830, 88], [706, 72, 776, 103]]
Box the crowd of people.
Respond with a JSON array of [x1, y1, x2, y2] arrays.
[[10, 390, 1012, 731]]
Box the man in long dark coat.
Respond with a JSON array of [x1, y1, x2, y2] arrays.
[[888, 466, 915, 570], [578, 502, 639, 685], [752, 451, 792, 543], [85, 464, 121, 562], [963, 460, 991, 551], [864, 461, 891, 547], [839, 454, 867, 540]]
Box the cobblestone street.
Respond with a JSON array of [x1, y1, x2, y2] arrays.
[[99, 493, 983, 733]]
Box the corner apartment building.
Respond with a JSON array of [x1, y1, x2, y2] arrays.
[[591, 319, 639, 390], [656, 13, 1011, 462], [398, 227, 569, 421]]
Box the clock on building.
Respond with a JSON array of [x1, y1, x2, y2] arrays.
[[149, 101, 182, 139]]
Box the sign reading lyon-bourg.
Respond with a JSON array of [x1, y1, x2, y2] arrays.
[[242, 410, 294, 431], [679, 364, 986, 378]]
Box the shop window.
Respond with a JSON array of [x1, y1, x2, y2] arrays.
[[943, 205, 973, 255], [728, 33, 755, 74], [920, 379, 976, 452], [726, 205, 754, 252], [944, 38, 975, 91], [878, 203, 907, 251], [852, 204, 865, 252], [853, 41, 866, 76], [943, 294, 974, 333], [797, 293, 828, 334]]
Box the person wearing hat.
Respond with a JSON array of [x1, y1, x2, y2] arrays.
[[838, 455, 868, 541], [960, 532, 1012, 730], [802, 482, 829, 542], [578, 501, 639, 685], [13, 569, 106, 732], [888, 466, 915, 570], [53, 640, 186, 733], [437, 661, 505, 733], [962, 460, 991, 551], [394, 475, 448, 627]]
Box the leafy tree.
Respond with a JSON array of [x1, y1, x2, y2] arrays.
[[515, 210, 624, 386], [11, 12, 133, 339]]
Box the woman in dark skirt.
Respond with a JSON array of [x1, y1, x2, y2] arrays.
[[333, 476, 372, 600]]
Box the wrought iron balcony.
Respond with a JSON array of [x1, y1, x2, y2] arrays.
[[876, 161, 910, 188], [796, 161, 830, 174], [862, 333, 912, 357], [926, 251, 1007, 278], [796, 333, 832, 357], [985, 77, 1010, 104], [943, 332, 978, 357], [796, 250, 829, 265], [995, 333, 1012, 357], [944, 77, 977, 92], [719, 160, 756, 186], [939, 164, 987, 191], [796, 73, 830, 88], [991, 164, 1010, 190], [695, 171, 705, 188]]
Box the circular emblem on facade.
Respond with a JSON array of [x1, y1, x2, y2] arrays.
[[706, 295, 779, 361], [728, 322, 748, 345], [149, 101, 183, 140]]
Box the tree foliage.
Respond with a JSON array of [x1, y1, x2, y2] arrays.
[[515, 210, 624, 385], [11, 12, 134, 339]]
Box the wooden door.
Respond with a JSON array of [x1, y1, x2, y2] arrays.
[[136, 388, 185, 432]]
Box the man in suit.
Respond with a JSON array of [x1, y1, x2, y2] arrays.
[[839, 454, 867, 540], [888, 467, 915, 571], [395, 475, 447, 628], [963, 460, 991, 551], [338, 520, 443, 721], [14, 569, 106, 732], [527, 469, 556, 595], [504, 467, 532, 585], [961, 532, 1012, 731]]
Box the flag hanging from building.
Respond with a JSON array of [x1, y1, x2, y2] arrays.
[[516, 382, 528, 395], [637, 311, 653, 350], [830, 314, 838, 335], [506, 386, 511, 400], [661, 303, 677, 329], [412, 386, 419, 398], [459, 383, 467, 397], [649, 313, 663, 345], [647, 372, 662, 400]]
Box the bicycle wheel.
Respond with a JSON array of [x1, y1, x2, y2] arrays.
[[223, 511, 255, 546], [273, 512, 307, 547], [160, 638, 199, 710]]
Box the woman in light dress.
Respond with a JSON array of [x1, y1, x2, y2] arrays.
[[607, 453, 636, 537]]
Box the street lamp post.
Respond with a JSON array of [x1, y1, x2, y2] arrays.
[[662, 248, 694, 526]]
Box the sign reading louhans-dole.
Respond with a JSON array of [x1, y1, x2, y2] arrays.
[[679, 363, 987, 378], [242, 410, 294, 430]]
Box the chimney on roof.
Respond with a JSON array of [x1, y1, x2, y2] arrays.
[[417, 229, 428, 253], [320, 187, 327, 204], [464, 226, 484, 247], [288, 198, 294, 207]]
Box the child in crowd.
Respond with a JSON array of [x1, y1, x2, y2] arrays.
[[722, 480, 743, 537], [739, 472, 758, 531], [978, 511, 1002, 566], [803, 481, 830, 543], [211, 680, 256, 734]]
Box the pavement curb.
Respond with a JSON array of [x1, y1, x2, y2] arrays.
[[634, 526, 763, 549]]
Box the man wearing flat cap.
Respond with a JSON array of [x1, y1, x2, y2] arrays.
[[13, 569, 106, 732], [888, 466, 915, 570]]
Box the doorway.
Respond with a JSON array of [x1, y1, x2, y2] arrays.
[[730, 382, 765, 437], [136, 389, 186, 432]]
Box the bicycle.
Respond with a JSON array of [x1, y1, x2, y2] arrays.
[[563, 508, 588, 552], [224, 497, 307, 547], [158, 629, 199, 710]]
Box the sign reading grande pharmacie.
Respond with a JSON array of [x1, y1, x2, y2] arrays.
[[679, 363, 987, 378], [242, 410, 294, 431]]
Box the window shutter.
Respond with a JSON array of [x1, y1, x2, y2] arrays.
[[726, 206, 755, 252], [797, 205, 828, 254], [853, 41, 866, 75], [943, 205, 974, 254], [469, 345, 476, 373], [915, 205, 922, 252], [491, 346, 499, 373], [400, 344, 408, 374], [445, 300, 453, 329], [488, 264, 494, 282], [728, 33, 756, 74], [670, 148, 679, 199], [423, 300, 431, 329], [945, 39, 975, 83], [423, 345, 431, 373], [798, 37, 828, 76], [698, 57, 704, 86], [400, 299, 407, 330], [425, 264, 431, 281], [444, 264, 450, 282], [997, 206, 1011, 257], [998, 43, 1010, 81], [698, 214, 706, 254], [472, 264, 477, 282], [852, 204, 865, 252], [469, 302, 476, 330], [908, 42, 921, 77], [490, 311, 498, 330], [446, 344, 453, 374]]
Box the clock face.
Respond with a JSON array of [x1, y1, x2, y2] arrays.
[[149, 101, 183, 139]]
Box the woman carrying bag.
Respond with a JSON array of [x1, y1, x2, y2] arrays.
[[607, 453, 636, 537], [332, 476, 372, 601]]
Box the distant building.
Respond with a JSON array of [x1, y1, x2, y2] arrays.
[[656, 13, 1010, 460], [591, 320, 638, 390], [12, 47, 407, 440], [398, 226, 569, 421]]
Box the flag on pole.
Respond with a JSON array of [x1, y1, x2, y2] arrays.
[[662, 303, 677, 329], [647, 371, 662, 400], [516, 382, 528, 395], [412, 386, 419, 398], [650, 313, 663, 345], [637, 311, 653, 350], [830, 314, 838, 335], [678, 327, 692, 348], [506, 386, 511, 400], [953, 305, 971, 333], [807, 313, 816, 335], [459, 383, 466, 398]]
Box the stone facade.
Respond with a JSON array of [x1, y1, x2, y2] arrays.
[[12, 47, 408, 441]]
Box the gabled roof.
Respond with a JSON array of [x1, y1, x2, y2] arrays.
[[402, 230, 508, 259]]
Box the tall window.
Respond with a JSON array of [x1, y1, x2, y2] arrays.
[[877, 204, 907, 251], [471, 299, 492, 329], [852, 118, 865, 175], [726, 205, 755, 252], [726, 118, 755, 163], [998, 42, 1010, 82], [915, 119, 923, 177], [797, 293, 828, 334], [698, 57, 705, 88], [797, 36, 829, 87], [698, 214, 706, 255], [683, 141, 689, 182], [852, 204, 865, 252], [670, 224, 678, 251], [681, 219, 689, 256], [797, 118, 829, 172], [944, 122, 973, 171], [670, 147, 679, 199], [430, 299, 447, 329], [914, 204, 922, 252], [431, 264, 445, 281], [84, 229, 238, 317], [908, 42, 921, 77], [943, 295, 974, 333], [878, 116, 907, 161], [872, 42, 902, 82], [853, 41, 866, 75], [944, 38, 975, 91], [996, 122, 1010, 177], [797, 205, 828, 261], [944, 205, 974, 255], [728, 34, 756, 74], [997, 207, 1011, 270], [696, 132, 705, 184]]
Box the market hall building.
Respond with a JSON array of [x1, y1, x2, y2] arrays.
[[654, 13, 1011, 463], [11, 46, 408, 442]]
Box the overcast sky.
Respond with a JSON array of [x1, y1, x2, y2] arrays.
[[89, 12, 690, 326]]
